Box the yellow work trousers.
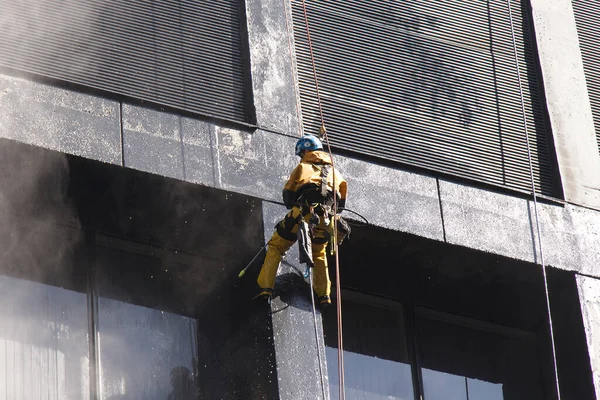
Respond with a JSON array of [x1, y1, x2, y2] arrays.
[[257, 206, 331, 298]]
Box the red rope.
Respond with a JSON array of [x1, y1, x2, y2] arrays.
[[284, 1, 338, 398], [298, 1, 345, 399]]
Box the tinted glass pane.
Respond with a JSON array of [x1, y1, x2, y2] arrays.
[[422, 369, 467, 400], [95, 242, 276, 400], [97, 298, 198, 399], [323, 298, 414, 400], [0, 275, 89, 399], [417, 314, 544, 400], [421, 370, 505, 400]]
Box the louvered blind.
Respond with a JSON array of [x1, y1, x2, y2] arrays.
[[572, 0, 600, 154], [0, 0, 251, 123], [292, 0, 556, 196]]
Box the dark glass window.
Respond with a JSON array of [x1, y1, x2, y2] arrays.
[[323, 296, 415, 400], [0, 144, 276, 399], [96, 247, 200, 399], [324, 293, 548, 400], [416, 310, 545, 400]]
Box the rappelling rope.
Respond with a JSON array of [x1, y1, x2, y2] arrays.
[[308, 269, 328, 399], [506, 2, 561, 399], [282, 4, 330, 397], [289, 0, 346, 398]]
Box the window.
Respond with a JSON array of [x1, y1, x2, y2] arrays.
[[323, 295, 414, 400], [324, 292, 548, 400], [0, 145, 277, 399], [0, 276, 89, 400], [416, 308, 545, 400], [95, 246, 201, 399]]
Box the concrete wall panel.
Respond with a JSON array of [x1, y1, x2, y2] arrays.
[[245, 0, 301, 136], [439, 180, 537, 262], [0, 73, 120, 164], [122, 103, 213, 186], [540, 204, 600, 275], [212, 128, 296, 202], [337, 156, 444, 241]]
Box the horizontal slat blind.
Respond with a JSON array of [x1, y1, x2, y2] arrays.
[[0, 0, 250, 122], [292, 0, 555, 196], [572, 0, 600, 154]]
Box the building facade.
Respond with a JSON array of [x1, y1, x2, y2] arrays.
[[1, 0, 600, 399]]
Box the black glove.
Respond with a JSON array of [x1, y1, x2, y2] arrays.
[[282, 190, 296, 209]]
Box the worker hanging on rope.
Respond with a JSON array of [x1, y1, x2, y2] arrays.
[[255, 134, 349, 307]]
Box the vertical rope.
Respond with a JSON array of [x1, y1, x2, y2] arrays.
[[298, 1, 345, 398], [506, 1, 561, 398], [284, 2, 342, 397], [309, 271, 328, 399]]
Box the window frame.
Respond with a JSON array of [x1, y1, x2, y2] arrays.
[[325, 289, 546, 400]]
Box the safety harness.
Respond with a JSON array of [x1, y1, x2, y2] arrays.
[[294, 163, 351, 267]]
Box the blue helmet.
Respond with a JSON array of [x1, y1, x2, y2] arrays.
[[295, 135, 323, 156]]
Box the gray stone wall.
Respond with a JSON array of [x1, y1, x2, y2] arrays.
[[0, 74, 120, 165]]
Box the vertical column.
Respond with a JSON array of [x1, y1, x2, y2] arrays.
[[244, 0, 302, 136], [529, 0, 600, 208], [262, 201, 330, 399]]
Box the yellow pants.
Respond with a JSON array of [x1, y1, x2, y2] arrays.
[[257, 206, 331, 298]]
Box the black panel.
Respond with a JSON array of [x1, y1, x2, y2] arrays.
[[572, 0, 600, 154], [0, 0, 251, 123], [292, 0, 556, 196]]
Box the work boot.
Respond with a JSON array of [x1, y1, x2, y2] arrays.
[[253, 288, 273, 302], [318, 295, 331, 308]]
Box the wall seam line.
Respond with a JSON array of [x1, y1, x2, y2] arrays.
[[436, 178, 448, 242]]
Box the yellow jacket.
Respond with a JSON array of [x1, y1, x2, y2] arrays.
[[282, 150, 348, 209]]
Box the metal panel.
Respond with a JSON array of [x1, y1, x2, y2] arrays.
[[0, 0, 250, 123], [572, 0, 600, 154], [292, 0, 555, 196]]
